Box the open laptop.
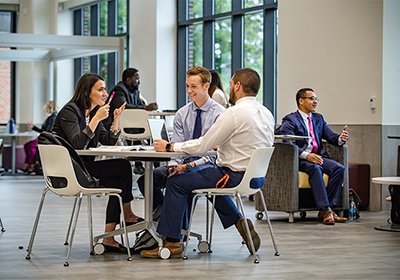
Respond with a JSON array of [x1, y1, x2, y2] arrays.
[[148, 118, 170, 142]]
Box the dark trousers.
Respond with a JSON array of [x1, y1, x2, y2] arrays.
[[299, 157, 344, 210], [84, 158, 133, 224], [157, 164, 243, 240]]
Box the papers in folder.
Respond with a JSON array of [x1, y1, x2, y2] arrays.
[[89, 145, 154, 152]]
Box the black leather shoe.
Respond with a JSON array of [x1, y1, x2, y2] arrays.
[[103, 243, 129, 253], [126, 217, 145, 226]]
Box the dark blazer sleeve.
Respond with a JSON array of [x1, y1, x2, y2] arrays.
[[280, 112, 310, 155], [54, 104, 94, 149], [313, 113, 340, 145]]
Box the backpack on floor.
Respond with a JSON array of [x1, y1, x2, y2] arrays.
[[130, 205, 163, 254]]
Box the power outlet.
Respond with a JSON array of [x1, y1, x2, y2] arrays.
[[370, 96, 376, 109]]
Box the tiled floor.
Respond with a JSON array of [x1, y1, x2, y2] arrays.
[[0, 176, 399, 280]]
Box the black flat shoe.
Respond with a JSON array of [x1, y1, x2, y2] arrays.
[[126, 217, 145, 226], [103, 243, 128, 254]]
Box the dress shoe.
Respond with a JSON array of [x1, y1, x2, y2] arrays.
[[318, 210, 335, 225], [333, 213, 348, 223], [103, 242, 129, 254], [140, 241, 182, 259], [126, 217, 145, 226], [235, 218, 261, 254]]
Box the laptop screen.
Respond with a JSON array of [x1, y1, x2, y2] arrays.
[[148, 119, 170, 142]]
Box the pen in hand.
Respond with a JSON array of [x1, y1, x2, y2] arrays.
[[107, 92, 115, 105]]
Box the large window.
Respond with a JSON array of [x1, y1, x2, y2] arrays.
[[73, 0, 128, 91], [0, 10, 16, 124], [178, 0, 277, 116]]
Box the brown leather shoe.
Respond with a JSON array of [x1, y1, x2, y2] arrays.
[[140, 241, 182, 259], [321, 211, 335, 225], [236, 218, 261, 254], [333, 213, 348, 223]]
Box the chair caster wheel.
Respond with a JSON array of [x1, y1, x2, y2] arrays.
[[127, 257, 132, 261], [64, 242, 69, 245], [183, 256, 188, 260], [275, 252, 280, 256], [93, 243, 105, 255], [300, 211, 307, 219], [197, 241, 209, 253], [64, 262, 69, 267], [256, 212, 264, 220], [25, 255, 31, 260], [158, 247, 171, 260], [1, 228, 5, 232], [90, 251, 95, 256], [254, 259, 259, 264]]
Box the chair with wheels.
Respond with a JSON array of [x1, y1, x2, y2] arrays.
[[183, 147, 279, 264], [26, 144, 132, 266], [255, 142, 349, 222]]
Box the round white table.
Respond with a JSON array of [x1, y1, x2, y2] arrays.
[[371, 176, 400, 232]]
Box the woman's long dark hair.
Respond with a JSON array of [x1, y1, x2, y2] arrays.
[[70, 73, 104, 112], [208, 70, 225, 98]]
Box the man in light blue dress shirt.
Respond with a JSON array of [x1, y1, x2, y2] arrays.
[[137, 66, 225, 218]]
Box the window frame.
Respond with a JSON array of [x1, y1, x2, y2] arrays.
[[0, 9, 17, 123], [73, 0, 129, 92], [177, 0, 277, 117]]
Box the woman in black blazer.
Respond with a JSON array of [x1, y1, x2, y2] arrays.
[[53, 73, 142, 253]]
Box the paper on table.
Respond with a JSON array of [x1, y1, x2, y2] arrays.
[[89, 145, 154, 152]]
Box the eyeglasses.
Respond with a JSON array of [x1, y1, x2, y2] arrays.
[[302, 96, 319, 102]]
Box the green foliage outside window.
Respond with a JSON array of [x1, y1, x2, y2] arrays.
[[245, 12, 264, 103]]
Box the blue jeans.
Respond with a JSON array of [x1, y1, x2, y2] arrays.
[[157, 164, 243, 240]]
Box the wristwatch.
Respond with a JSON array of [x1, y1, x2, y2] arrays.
[[165, 143, 172, 152]]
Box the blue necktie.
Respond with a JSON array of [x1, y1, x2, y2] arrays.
[[192, 109, 202, 139]]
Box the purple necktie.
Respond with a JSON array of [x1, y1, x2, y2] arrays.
[[308, 116, 319, 153]]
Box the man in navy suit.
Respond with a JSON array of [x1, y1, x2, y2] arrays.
[[280, 88, 349, 225]]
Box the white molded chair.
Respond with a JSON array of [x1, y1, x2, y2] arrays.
[[119, 109, 151, 142], [26, 144, 132, 266], [183, 147, 279, 263]]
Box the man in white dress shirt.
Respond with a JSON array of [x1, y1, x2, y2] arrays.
[[141, 68, 275, 259]]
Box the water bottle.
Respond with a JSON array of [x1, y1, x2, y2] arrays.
[[349, 199, 356, 221], [7, 117, 15, 134]]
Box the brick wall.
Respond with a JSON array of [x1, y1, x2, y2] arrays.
[[0, 47, 11, 124]]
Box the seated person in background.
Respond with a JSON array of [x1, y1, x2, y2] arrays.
[[141, 68, 275, 259], [137, 66, 225, 220], [279, 88, 349, 225], [52, 73, 142, 253], [24, 100, 57, 174], [208, 69, 229, 108], [103, 67, 158, 174]]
